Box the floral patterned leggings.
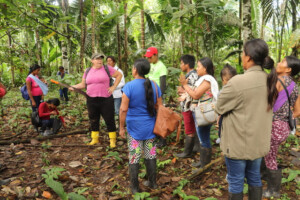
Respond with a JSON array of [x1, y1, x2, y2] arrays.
[[127, 134, 156, 164], [264, 120, 290, 170]]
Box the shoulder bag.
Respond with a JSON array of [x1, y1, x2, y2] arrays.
[[278, 79, 296, 133], [153, 82, 182, 142], [193, 98, 218, 127]]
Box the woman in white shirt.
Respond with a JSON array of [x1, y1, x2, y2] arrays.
[[107, 56, 126, 115]]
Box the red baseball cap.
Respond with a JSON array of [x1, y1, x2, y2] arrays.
[[144, 47, 158, 57]]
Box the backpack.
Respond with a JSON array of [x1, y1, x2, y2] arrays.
[[31, 111, 41, 132], [52, 117, 62, 134], [85, 65, 114, 86], [21, 84, 30, 100]]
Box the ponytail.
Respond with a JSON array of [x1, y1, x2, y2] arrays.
[[133, 58, 155, 116], [262, 56, 278, 110], [144, 78, 155, 117]]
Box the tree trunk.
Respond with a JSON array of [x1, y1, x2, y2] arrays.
[[272, 16, 278, 61], [7, 32, 15, 87], [117, 22, 122, 69], [123, 0, 128, 76], [35, 29, 42, 67], [291, 0, 298, 57], [91, 0, 95, 53], [278, 1, 287, 62], [140, 0, 145, 50], [80, 0, 85, 72], [180, 1, 184, 54], [242, 0, 252, 42], [61, 0, 70, 73], [260, 11, 264, 39], [239, 0, 242, 66]]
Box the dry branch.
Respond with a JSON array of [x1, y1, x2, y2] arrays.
[[0, 129, 89, 145], [188, 156, 224, 180]]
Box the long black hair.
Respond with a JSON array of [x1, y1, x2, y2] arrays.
[[199, 57, 214, 76], [286, 56, 300, 77], [28, 64, 41, 75], [243, 39, 277, 109], [134, 58, 155, 117], [46, 98, 60, 107]]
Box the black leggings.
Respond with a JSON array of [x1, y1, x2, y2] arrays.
[[87, 96, 116, 132]]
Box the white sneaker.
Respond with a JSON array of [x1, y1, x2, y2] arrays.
[[42, 129, 53, 136]]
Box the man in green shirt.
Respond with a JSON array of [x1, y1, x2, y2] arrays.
[[144, 47, 168, 147], [144, 47, 167, 95]]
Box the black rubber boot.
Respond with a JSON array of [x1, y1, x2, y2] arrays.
[[192, 146, 211, 168], [129, 163, 139, 194], [192, 134, 201, 153], [228, 192, 243, 200], [156, 137, 167, 148], [248, 186, 262, 200], [260, 158, 267, 181], [143, 159, 158, 189], [263, 168, 282, 198], [175, 135, 195, 158]]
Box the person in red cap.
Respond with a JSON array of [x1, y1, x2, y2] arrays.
[[144, 47, 167, 95], [144, 47, 168, 147]]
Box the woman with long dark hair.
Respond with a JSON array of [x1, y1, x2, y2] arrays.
[[119, 58, 163, 194], [179, 57, 219, 169], [26, 64, 43, 111], [215, 39, 278, 199], [263, 56, 300, 198]]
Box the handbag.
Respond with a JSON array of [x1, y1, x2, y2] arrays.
[[153, 82, 182, 142], [193, 98, 218, 126], [278, 79, 296, 132]]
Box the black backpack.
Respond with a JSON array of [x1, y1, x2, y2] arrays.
[[31, 111, 41, 127], [52, 117, 62, 134], [31, 111, 41, 132], [85, 65, 114, 86]]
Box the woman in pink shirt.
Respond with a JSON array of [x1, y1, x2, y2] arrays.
[[26, 64, 43, 111], [71, 53, 122, 148]]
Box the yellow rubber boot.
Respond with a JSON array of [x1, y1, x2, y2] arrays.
[[109, 132, 117, 148], [88, 131, 99, 145]]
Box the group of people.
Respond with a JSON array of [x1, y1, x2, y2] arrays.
[[78, 41, 297, 199], [178, 39, 299, 200], [1, 39, 299, 199]]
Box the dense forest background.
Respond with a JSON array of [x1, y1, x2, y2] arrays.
[[0, 0, 299, 90]]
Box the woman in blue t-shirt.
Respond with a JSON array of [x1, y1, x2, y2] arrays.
[[119, 58, 162, 194]]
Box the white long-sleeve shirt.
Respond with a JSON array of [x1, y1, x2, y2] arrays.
[[112, 65, 125, 98]]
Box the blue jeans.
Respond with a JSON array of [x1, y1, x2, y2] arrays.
[[192, 112, 212, 148], [114, 98, 122, 115], [30, 96, 42, 111], [59, 88, 69, 101], [225, 157, 262, 193], [41, 119, 54, 131]]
